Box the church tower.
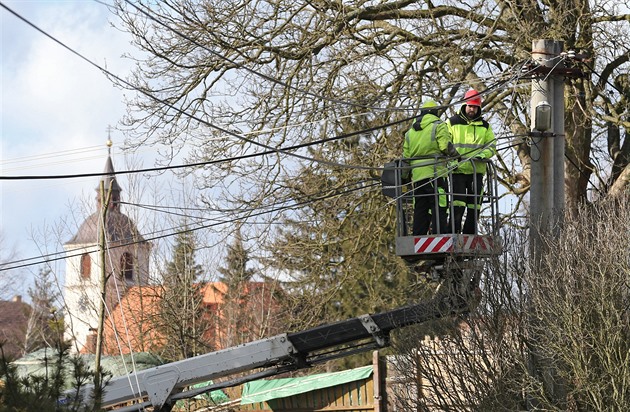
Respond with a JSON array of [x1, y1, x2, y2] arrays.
[[63, 140, 151, 353]]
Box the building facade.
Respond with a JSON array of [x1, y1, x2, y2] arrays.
[[63, 151, 151, 353]]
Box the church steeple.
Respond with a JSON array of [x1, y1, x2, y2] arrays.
[[96, 137, 122, 211], [64, 134, 152, 354]]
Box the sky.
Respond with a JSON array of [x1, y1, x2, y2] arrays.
[[0, 0, 148, 299]]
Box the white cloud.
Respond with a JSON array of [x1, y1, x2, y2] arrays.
[[1, 1, 136, 295], [4, 2, 130, 156]]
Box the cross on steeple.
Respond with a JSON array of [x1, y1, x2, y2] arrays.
[[97, 129, 121, 211], [106, 125, 114, 155]]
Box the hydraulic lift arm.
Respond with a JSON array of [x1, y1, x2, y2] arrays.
[[64, 288, 469, 411]]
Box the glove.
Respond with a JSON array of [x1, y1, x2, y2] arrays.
[[446, 143, 460, 161]]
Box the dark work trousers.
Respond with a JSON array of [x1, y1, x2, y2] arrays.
[[412, 177, 448, 236], [450, 173, 484, 234]]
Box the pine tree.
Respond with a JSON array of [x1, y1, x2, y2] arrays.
[[0, 310, 104, 411], [159, 227, 208, 361], [265, 112, 420, 327], [24, 267, 61, 354], [217, 226, 257, 347], [218, 226, 255, 288]]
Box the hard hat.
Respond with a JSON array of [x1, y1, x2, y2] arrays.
[[464, 89, 482, 106], [421, 100, 438, 109]]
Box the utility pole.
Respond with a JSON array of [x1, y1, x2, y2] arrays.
[[528, 38, 567, 409], [94, 179, 113, 394], [530, 39, 565, 260], [552, 64, 565, 234]]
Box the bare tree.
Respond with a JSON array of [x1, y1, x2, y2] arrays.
[[105, 1, 630, 339], [388, 228, 529, 410], [525, 196, 630, 410], [111, 0, 629, 220], [389, 195, 630, 410]]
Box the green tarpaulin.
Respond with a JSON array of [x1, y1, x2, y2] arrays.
[[189, 380, 231, 404], [241, 365, 373, 405]]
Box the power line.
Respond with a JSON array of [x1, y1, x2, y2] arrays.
[[0, 88, 530, 180], [0, 130, 529, 181], [1, 1, 534, 181], [564, 151, 605, 196], [0, 2, 540, 273], [0, 145, 104, 165], [0, 1, 417, 172], [0, 115, 407, 180], [121, 177, 377, 216], [0, 137, 517, 270], [0, 178, 380, 271]]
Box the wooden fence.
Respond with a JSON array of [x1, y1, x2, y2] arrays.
[[226, 352, 385, 412]]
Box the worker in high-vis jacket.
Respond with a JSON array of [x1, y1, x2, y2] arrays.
[[403, 100, 460, 236], [447, 89, 496, 234]]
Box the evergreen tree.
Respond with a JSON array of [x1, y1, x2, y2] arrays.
[[0, 310, 104, 411], [262, 111, 426, 368], [217, 225, 257, 347], [24, 267, 61, 354], [218, 225, 255, 289], [159, 227, 208, 361]]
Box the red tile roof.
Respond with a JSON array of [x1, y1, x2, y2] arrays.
[[91, 282, 283, 357]]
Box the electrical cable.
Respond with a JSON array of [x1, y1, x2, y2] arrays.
[[0, 76, 528, 181], [3, 177, 376, 271], [0, 68, 530, 269], [122, 176, 378, 216], [564, 151, 605, 197], [1, 1, 535, 179], [0, 2, 541, 273], [582, 60, 628, 96], [0, 129, 527, 183], [0, 178, 380, 271], [0, 114, 412, 180], [0, 145, 104, 165], [5, 135, 522, 272], [117, 0, 413, 113], [0, 1, 420, 173], [0, 124, 524, 273], [99, 206, 146, 405]]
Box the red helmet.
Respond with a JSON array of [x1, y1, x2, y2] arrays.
[[464, 89, 482, 106]]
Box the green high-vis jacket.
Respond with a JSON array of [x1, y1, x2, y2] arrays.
[[447, 105, 496, 175], [403, 113, 456, 182]]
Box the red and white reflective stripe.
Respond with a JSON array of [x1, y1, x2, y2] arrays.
[[461, 235, 494, 250], [413, 235, 495, 254], [414, 236, 453, 253]]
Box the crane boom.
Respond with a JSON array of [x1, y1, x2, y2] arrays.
[[63, 287, 471, 411]]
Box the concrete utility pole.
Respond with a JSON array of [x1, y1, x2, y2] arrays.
[[528, 38, 567, 410], [529, 39, 565, 261]]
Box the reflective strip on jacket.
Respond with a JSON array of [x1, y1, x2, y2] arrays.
[[447, 106, 496, 175], [403, 113, 453, 182]]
